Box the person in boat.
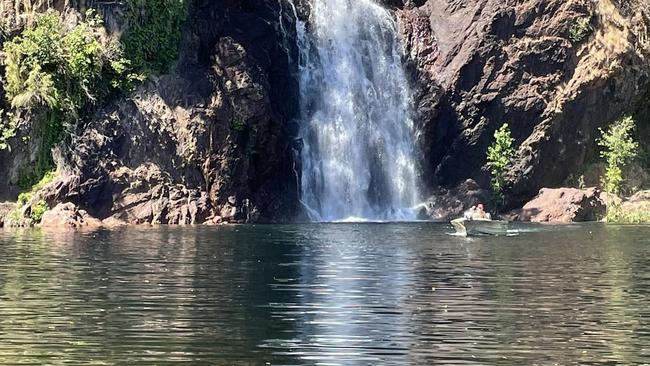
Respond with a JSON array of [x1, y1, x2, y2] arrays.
[[473, 203, 491, 220]]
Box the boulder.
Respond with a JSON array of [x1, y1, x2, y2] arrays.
[[40, 202, 103, 230], [511, 187, 606, 223], [101, 216, 129, 228], [600, 191, 623, 208]]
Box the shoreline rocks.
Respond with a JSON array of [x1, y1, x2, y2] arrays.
[[621, 190, 650, 216], [509, 187, 606, 223], [40, 203, 103, 230]]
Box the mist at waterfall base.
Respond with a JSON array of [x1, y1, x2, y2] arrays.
[[296, 0, 423, 223]]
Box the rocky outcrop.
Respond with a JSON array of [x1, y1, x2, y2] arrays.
[[510, 187, 606, 223], [11, 0, 302, 224], [398, 0, 650, 207], [40, 202, 102, 230]]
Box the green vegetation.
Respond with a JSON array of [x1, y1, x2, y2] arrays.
[[596, 116, 649, 223], [605, 203, 650, 224], [565, 173, 587, 190], [232, 115, 247, 132], [3, 11, 124, 112], [0, 2, 187, 188], [16, 111, 66, 189], [1, 10, 137, 188], [122, 0, 187, 74], [597, 116, 639, 195], [0, 110, 17, 150], [486, 123, 515, 206], [17, 170, 56, 204], [10, 170, 56, 224], [569, 17, 592, 44], [30, 200, 48, 222]]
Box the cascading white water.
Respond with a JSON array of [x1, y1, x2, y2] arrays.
[[296, 0, 421, 222]]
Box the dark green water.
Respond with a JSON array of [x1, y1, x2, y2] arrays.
[[0, 223, 649, 365]]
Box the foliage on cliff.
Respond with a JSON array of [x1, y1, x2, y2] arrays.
[[569, 17, 592, 44], [596, 116, 650, 223], [1, 11, 137, 187], [598, 116, 639, 195], [4, 11, 130, 112], [122, 0, 187, 74], [486, 123, 515, 206], [9, 170, 56, 225]]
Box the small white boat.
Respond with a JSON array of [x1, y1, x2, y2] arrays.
[[450, 218, 510, 237]]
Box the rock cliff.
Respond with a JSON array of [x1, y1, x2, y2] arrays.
[[398, 0, 650, 207], [2, 0, 650, 226], [2, 0, 302, 224]]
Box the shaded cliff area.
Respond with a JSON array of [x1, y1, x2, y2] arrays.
[[0, 0, 649, 226]]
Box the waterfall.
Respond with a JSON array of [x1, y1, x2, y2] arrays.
[[296, 0, 421, 222]]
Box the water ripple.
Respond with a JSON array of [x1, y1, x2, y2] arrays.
[[0, 223, 649, 364]]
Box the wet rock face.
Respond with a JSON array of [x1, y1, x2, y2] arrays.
[[34, 0, 301, 224], [187, 0, 302, 222], [398, 0, 650, 207], [510, 187, 606, 223]]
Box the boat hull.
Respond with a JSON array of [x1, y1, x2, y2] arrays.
[[450, 218, 509, 237]]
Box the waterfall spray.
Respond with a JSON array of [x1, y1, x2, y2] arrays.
[[297, 0, 421, 222]]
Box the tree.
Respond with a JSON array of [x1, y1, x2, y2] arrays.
[[598, 116, 639, 195], [486, 123, 515, 205]]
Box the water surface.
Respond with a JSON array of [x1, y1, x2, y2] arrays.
[[1, 223, 649, 365]]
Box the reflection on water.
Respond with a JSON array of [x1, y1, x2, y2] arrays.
[[0, 223, 649, 364]]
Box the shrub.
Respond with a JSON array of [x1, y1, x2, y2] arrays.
[[30, 200, 48, 223], [16, 170, 56, 205], [4, 11, 131, 116], [486, 123, 515, 205], [32, 170, 57, 191], [569, 17, 592, 44], [232, 115, 246, 132], [17, 191, 32, 207], [597, 116, 638, 195], [605, 202, 650, 223], [11, 170, 56, 225], [122, 0, 188, 74]]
